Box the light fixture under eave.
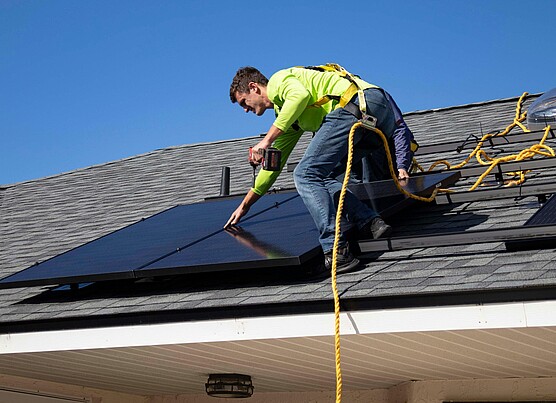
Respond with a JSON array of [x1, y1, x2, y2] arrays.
[[205, 374, 254, 398]]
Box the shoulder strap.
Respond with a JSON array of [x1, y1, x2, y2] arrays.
[[302, 64, 367, 115]]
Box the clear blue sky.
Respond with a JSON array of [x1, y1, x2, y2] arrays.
[[1, 0, 555, 185]]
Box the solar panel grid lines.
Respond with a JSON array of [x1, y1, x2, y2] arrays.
[[0, 192, 319, 289], [136, 194, 321, 277], [132, 193, 299, 271], [0, 203, 195, 288]]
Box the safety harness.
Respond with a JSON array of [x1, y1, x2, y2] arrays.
[[303, 63, 419, 155], [303, 63, 378, 127]]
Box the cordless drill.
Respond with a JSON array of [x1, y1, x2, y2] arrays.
[[248, 147, 282, 187]]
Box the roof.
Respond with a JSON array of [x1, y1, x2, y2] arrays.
[[2, 93, 556, 396]]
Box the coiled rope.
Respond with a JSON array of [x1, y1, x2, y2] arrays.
[[332, 93, 553, 402], [412, 93, 554, 190]]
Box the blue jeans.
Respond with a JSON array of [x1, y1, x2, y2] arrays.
[[293, 88, 396, 253]]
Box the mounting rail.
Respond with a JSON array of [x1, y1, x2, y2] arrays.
[[359, 223, 556, 253]]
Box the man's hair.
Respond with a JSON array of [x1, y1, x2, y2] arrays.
[[229, 67, 269, 103]]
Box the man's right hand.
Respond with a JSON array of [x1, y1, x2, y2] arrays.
[[248, 147, 265, 165], [224, 190, 261, 229], [224, 203, 250, 229]]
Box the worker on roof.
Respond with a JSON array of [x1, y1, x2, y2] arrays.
[[225, 65, 410, 274]]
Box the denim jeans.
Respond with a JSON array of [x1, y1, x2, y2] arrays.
[[293, 88, 396, 253]]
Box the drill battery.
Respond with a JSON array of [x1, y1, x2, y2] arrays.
[[248, 147, 282, 171]]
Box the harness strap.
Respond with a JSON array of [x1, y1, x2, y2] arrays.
[[341, 95, 420, 154], [303, 64, 367, 116], [342, 99, 364, 120]]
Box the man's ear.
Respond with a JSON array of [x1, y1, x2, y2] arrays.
[[248, 82, 260, 93]]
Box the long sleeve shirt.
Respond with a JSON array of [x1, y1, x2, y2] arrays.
[[251, 67, 411, 195], [384, 91, 414, 171]]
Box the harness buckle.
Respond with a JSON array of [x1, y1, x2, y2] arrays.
[[359, 114, 377, 130]]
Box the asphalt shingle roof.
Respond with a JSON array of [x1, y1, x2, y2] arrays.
[[2, 93, 556, 331]]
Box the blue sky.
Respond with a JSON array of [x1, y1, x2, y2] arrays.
[[1, 0, 555, 185]]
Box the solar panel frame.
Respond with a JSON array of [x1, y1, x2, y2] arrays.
[[505, 194, 556, 251]]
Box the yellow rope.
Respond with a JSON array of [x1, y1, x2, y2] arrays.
[[331, 123, 360, 403], [370, 125, 441, 202], [427, 92, 531, 172], [331, 121, 443, 403], [415, 93, 556, 191], [469, 125, 553, 190], [332, 92, 552, 401], [410, 157, 425, 173]]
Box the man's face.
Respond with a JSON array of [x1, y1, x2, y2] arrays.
[[235, 83, 268, 116]]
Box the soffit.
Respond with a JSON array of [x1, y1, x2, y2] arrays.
[[0, 326, 555, 395]]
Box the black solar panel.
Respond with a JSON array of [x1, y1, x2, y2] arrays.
[[525, 195, 556, 225], [505, 194, 556, 251], [349, 171, 461, 217], [0, 192, 315, 288], [137, 195, 321, 277], [0, 173, 460, 289], [349, 172, 460, 200]]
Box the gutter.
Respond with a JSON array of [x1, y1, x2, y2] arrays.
[[2, 285, 556, 334], [2, 300, 556, 354]]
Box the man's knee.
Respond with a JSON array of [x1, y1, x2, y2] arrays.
[[293, 164, 304, 187], [294, 162, 324, 187]]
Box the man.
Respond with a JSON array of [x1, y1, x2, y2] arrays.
[[225, 65, 408, 273]]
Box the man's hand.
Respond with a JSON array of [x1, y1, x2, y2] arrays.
[[398, 168, 410, 180], [249, 147, 264, 165], [250, 139, 271, 164], [224, 203, 250, 228]]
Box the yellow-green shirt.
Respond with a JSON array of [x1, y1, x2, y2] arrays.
[[252, 67, 377, 196]]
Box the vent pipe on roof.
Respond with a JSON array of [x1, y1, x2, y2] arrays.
[[527, 88, 556, 131], [220, 166, 230, 196]]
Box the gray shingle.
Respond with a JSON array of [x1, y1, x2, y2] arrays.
[[194, 297, 250, 309], [487, 270, 550, 282]]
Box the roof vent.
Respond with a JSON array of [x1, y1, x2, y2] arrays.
[[527, 88, 556, 130]]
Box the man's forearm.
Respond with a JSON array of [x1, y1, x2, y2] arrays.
[[240, 189, 261, 209], [393, 124, 412, 171], [224, 189, 262, 228], [258, 125, 284, 149]]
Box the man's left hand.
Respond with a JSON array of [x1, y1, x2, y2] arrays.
[[398, 168, 410, 180], [251, 139, 271, 163]]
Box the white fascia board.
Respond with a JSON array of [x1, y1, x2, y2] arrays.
[[2, 300, 556, 354]]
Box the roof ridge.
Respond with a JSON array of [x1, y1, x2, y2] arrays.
[[404, 92, 542, 116]]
